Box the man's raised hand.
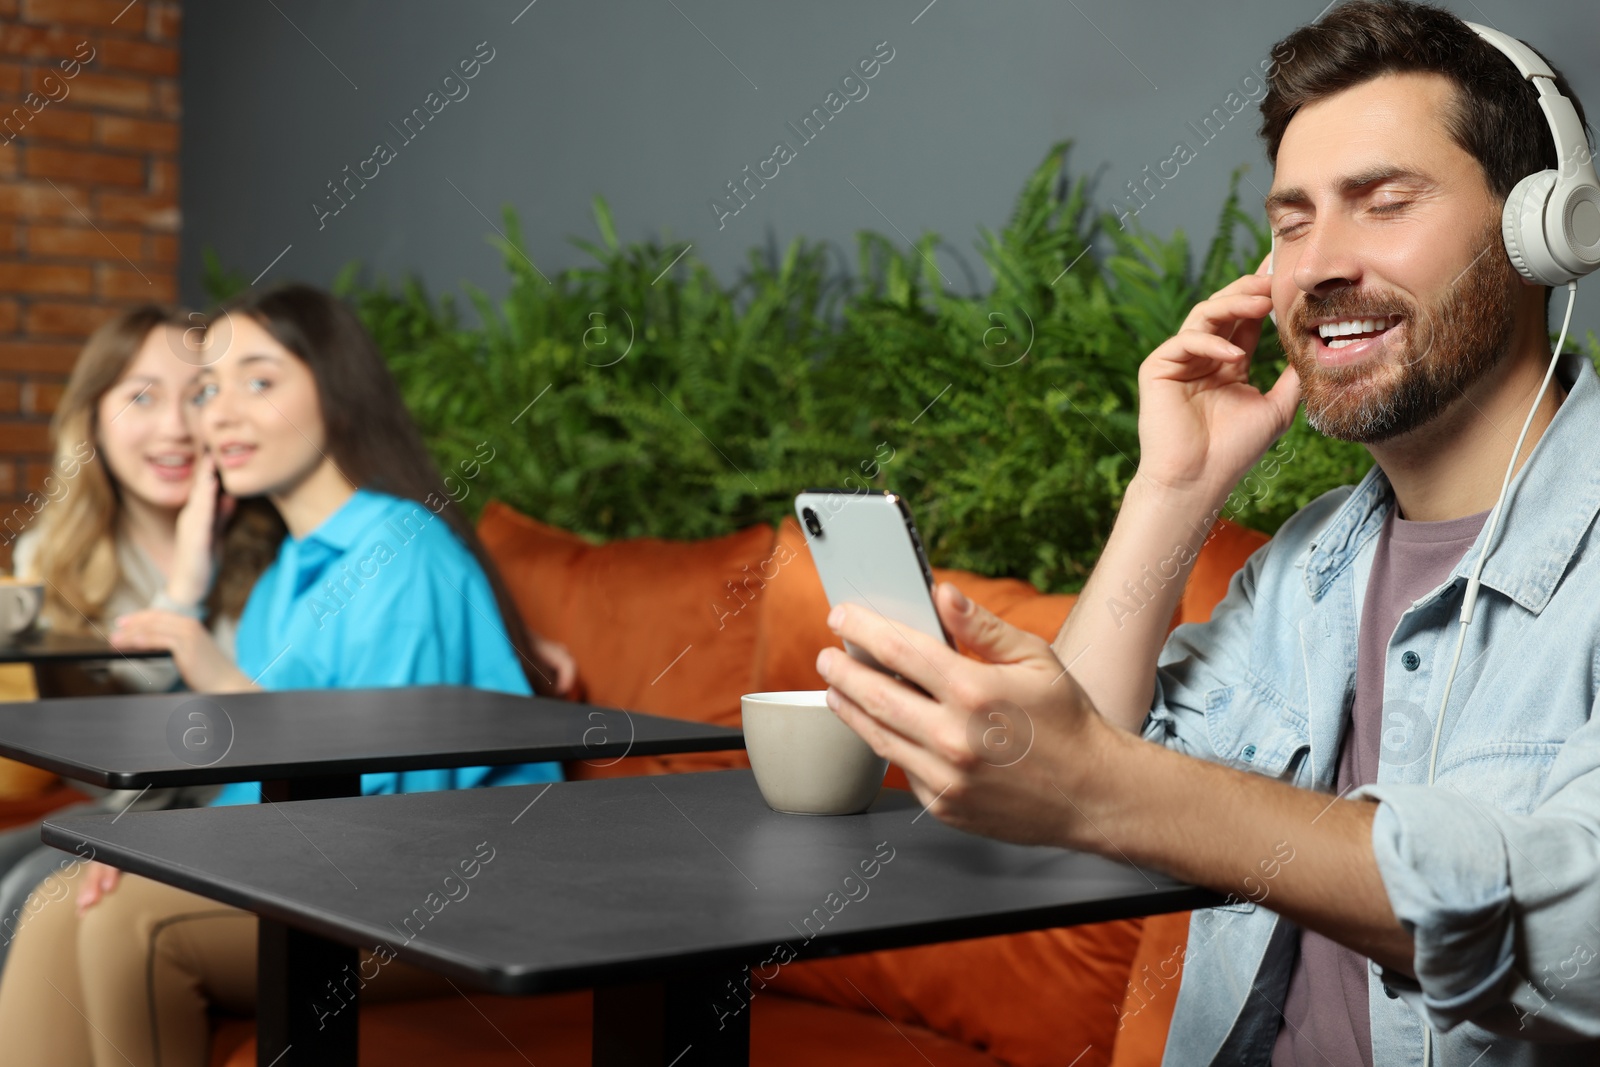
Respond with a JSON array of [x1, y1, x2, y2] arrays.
[[1135, 255, 1301, 504]]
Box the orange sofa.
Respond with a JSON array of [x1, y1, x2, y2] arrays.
[[195, 503, 1269, 1067]]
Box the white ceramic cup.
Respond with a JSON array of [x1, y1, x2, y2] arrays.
[[0, 578, 42, 640], [741, 690, 889, 815]]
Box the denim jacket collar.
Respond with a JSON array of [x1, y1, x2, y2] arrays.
[[1302, 352, 1600, 615]]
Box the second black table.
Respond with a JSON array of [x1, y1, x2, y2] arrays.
[[1, 684, 745, 1063], [0, 630, 170, 665], [0, 684, 741, 796]]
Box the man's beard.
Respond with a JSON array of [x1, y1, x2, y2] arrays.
[[1283, 223, 1521, 444]]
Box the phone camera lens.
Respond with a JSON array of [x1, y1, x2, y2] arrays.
[[802, 507, 823, 537]]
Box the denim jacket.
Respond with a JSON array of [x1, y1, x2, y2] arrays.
[[1147, 351, 1600, 1066]]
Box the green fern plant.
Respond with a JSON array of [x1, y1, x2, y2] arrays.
[[201, 142, 1598, 593]]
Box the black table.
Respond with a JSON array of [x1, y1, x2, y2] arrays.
[[0, 631, 169, 665], [46, 768, 1218, 1067], [0, 685, 740, 793], [1, 685, 744, 1065]]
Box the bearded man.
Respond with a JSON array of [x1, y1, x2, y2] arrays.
[[816, 2, 1600, 1064]]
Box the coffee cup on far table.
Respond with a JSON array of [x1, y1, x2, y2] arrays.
[[741, 690, 889, 815], [0, 577, 43, 640]]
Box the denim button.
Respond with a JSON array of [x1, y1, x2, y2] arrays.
[[1369, 960, 1398, 999], [1401, 650, 1421, 671], [1241, 744, 1257, 763]]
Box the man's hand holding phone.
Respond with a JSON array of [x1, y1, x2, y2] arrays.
[[818, 580, 1115, 849]]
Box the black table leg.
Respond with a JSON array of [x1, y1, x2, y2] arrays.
[[593, 965, 751, 1067], [257, 776, 363, 1067], [257, 921, 358, 1066]]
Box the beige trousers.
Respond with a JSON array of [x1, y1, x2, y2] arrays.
[[0, 862, 453, 1067]]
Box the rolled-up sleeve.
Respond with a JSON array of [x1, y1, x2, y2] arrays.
[[1354, 710, 1600, 1041]]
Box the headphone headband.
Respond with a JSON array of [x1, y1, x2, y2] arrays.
[[1465, 23, 1554, 80], [1464, 22, 1600, 285], [1467, 24, 1595, 188]]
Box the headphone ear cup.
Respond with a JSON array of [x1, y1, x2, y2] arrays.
[[1559, 184, 1600, 276], [1502, 169, 1564, 286]]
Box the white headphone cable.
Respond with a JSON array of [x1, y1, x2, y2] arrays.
[[1427, 280, 1578, 786], [1418, 280, 1578, 1067]]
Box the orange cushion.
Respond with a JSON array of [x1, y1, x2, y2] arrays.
[[769, 923, 1142, 1067], [476, 501, 593, 641], [215, 989, 1005, 1067], [994, 591, 1079, 642], [1108, 910, 1193, 1067], [1181, 518, 1269, 625], [0, 782, 90, 832], [930, 566, 1041, 621], [478, 501, 778, 779]]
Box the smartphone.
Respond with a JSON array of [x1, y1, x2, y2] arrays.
[[794, 489, 955, 679]]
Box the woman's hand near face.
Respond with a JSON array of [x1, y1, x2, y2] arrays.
[[110, 610, 257, 693], [165, 452, 228, 608]]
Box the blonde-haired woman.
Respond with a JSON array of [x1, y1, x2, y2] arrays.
[[15, 305, 281, 674], [0, 305, 281, 973]]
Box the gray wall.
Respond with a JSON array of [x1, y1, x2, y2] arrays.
[[180, 0, 1599, 341]]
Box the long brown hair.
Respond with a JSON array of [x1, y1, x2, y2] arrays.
[[20, 306, 284, 633], [214, 284, 558, 696]]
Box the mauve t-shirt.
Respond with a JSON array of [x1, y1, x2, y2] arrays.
[[1271, 502, 1489, 1067]]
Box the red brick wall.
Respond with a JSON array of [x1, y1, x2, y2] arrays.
[[0, 0, 180, 566]]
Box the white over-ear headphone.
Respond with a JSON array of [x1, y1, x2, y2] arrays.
[[1467, 23, 1600, 286]]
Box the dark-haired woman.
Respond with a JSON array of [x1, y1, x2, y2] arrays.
[[0, 285, 576, 1067]]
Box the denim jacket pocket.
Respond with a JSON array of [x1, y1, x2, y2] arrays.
[[1211, 897, 1260, 914], [1204, 677, 1309, 781], [1435, 741, 1563, 816], [1202, 679, 1309, 915]]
